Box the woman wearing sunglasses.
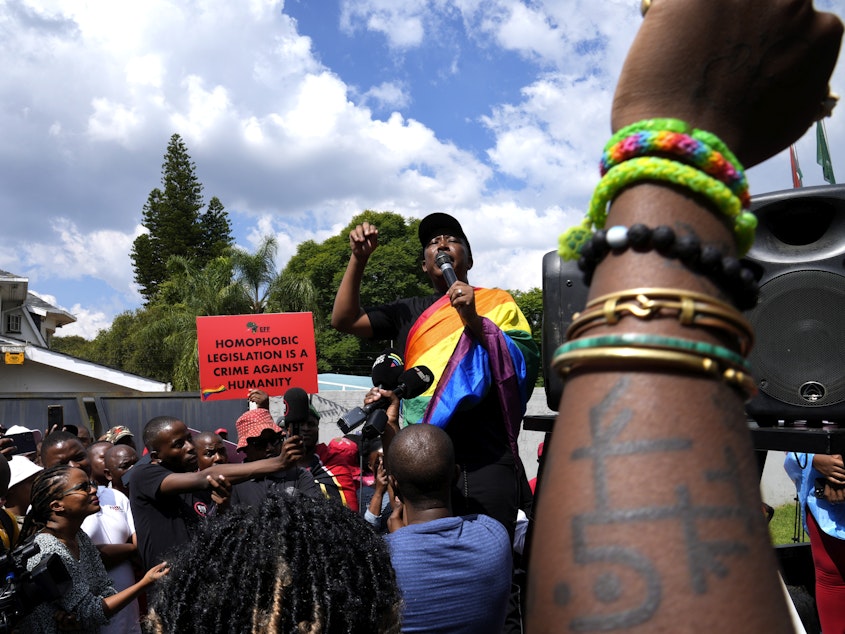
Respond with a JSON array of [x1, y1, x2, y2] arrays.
[[17, 465, 168, 633]]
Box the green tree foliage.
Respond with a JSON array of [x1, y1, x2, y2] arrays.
[[277, 210, 430, 374], [511, 287, 543, 348], [58, 206, 546, 385], [230, 235, 279, 314], [149, 255, 251, 390], [511, 287, 544, 386], [49, 335, 91, 358], [65, 307, 179, 384], [200, 196, 233, 261], [131, 134, 233, 303]]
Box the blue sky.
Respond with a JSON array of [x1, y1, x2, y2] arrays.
[[1, 0, 843, 339]]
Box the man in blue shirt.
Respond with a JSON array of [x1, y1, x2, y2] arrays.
[[385, 423, 512, 633]]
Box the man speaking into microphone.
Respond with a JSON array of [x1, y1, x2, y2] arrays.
[[331, 212, 539, 540]]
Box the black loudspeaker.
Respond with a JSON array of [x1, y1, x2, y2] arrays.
[[744, 184, 845, 426], [542, 251, 590, 411]]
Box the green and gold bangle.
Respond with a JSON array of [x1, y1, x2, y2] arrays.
[[552, 345, 757, 399], [553, 333, 751, 372]]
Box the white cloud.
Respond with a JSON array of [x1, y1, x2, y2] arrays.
[[19, 219, 142, 298], [53, 304, 113, 340], [482, 73, 611, 206], [87, 98, 141, 144], [125, 54, 165, 89], [340, 0, 427, 49], [360, 81, 411, 111], [169, 75, 233, 143]]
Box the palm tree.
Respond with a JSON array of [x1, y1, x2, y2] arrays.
[[147, 255, 250, 390], [268, 270, 320, 316], [230, 235, 279, 313]]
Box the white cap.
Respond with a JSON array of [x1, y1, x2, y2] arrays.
[[8, 455, 42, 489], [5, 425, 33, 435]]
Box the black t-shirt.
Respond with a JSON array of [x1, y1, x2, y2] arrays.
[[230, 467, 321, 508], [130, 462, 212, 568], [366, 293, 439, 354]]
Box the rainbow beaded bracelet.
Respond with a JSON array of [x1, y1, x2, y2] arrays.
[[606, 118, 745, 177], [559, 118, 757, 263], [601, 129, 750, 208]]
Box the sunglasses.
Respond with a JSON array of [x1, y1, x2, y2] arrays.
[[246, 434, 283, 449], [60, 480, 98, 497]]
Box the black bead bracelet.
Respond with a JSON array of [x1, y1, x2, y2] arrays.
[[577, 223, 759, 310]]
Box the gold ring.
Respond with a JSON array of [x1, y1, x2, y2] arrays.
[[640, 0, 651, 17], [819, 92, 839, 120]]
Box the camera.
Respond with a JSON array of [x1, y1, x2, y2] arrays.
[[0, 540, 72, 632]]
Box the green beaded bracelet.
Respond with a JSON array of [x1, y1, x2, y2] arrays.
[[558, 156, 756, 260]]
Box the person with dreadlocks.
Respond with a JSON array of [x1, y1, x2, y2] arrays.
[[17, 465, 168, 633], [146, 491, 402, 634]]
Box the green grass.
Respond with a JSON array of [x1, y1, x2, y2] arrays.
[[769, 502, 809, 545]]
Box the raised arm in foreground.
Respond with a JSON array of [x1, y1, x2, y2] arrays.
[[527, 1, 842, 632]]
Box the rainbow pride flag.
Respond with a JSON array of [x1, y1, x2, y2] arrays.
[[402, 288, 537, 454], [201, 384, 227, 400]]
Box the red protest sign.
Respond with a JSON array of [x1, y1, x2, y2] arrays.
[[196, 313, 318, 401]]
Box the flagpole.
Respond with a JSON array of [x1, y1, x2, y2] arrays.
[[789, 144, 803, 188], [816, 119, 836, 184]]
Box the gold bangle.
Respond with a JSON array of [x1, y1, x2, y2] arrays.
[[567, 288, 753, 356], [552, 346, 758, 398], [585, 287, 741, 313]]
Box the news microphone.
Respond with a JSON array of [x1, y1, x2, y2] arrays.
[[361, 409, 388, 440], [283, 387, 310, 437], [371, 348, 404, 390], [392, 366, 435, 401], [337, 365, 435, 433], [333, 349, 402, 434], [434, 252, 458, 288]]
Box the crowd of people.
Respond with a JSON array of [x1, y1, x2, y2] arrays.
[[0, 377, 520, 633], [0, 0, 842, 632]]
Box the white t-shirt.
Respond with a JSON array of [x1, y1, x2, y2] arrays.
[[81, 486, 141, 634]]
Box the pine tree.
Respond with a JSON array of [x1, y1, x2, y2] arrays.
[[199, 196, 233, 266], [131, 134, 233, 302]]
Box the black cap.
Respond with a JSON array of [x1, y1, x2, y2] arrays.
[[418, 212, 471, 259]]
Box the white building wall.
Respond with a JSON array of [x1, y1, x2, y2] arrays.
[[0, 363, 134, 392]]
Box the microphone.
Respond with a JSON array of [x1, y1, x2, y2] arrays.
[[282, 387, 310, 437], [361, 409, 388, 440], [337, 366, 435, 433], [371, 348, 404, 390], [392, 366, 435, 401], [434, 252, 458, 288]]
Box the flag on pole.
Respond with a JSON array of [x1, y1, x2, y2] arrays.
[[789, 144, 803, 188], [817, 120, 836, 184]]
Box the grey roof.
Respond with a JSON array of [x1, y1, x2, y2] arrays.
[[25, 292, 75, 322]]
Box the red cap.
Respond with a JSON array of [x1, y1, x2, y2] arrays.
[[214, 427, 227, 436], [235, 409, 278, 449], [328, 436, 359, 465]]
